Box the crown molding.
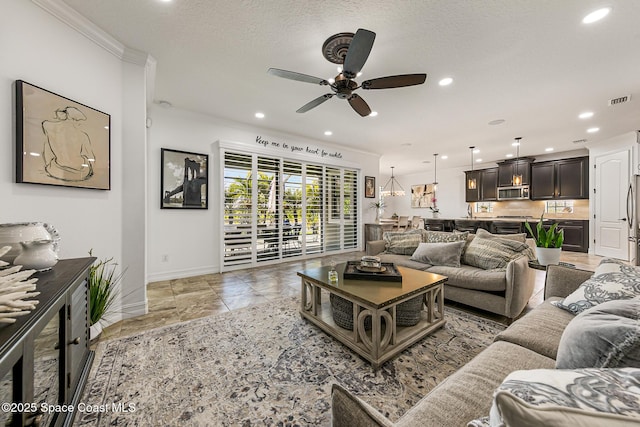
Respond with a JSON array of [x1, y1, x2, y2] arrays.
[[32, 0, 126, 59]]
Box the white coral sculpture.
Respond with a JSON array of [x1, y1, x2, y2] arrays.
[[0, 246, 40, 324]]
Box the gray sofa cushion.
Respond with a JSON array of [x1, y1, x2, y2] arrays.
[[556, 297, 640, 369], [428, 264, 507, 292], [494, 298, 575, 359], [377, 253, 433, 271], [410, 241, 466, 267], [554, 258, 640, 315], [395, 341, 555, 427]]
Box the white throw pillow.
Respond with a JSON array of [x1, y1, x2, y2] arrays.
[[490, 368, 640, 427], [553, 258, 640, 315]]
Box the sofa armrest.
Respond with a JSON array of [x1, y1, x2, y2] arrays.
[[331, 384, 395, 427], [366, 240, 386, 256], [544, 265, 593, 300], [504, 256, 536, 319]]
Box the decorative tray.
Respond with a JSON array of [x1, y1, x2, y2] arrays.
[[343, 261, 403, 282]]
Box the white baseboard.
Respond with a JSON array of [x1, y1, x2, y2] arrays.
[[120, 300, 148, 320], [147, 265, 220, 282]]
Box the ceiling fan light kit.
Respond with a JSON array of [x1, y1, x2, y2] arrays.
[[268, 28, 427, 117]]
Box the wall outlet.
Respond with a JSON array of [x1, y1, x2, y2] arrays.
[[161, 254, 169, 262]]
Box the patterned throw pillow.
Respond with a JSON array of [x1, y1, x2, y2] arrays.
[[383, 232, 422, 255], [475, 228, 526, 243], [553, 258, 640, 315], [462, 234, 535, 270], [424, 230, 469, 243], [490, 368, 640, 426]]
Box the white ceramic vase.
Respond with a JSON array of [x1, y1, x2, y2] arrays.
[[14, 239, 59, 271], [536, 247, 562, 266], [0, 222, 60, 264]]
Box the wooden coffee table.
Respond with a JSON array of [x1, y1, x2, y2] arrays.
[[297, 263, 447, 370]]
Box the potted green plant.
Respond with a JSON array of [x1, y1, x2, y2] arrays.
[[524, 215, 564, 266], [88, 250, 125, 340]]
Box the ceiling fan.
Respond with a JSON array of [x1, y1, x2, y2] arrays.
[[267, 29, 427, 117]]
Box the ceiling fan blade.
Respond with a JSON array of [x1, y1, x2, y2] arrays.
[[267, 68, 328, 85], [296, 94, 334, 113], [362, 74, 427, 90], [348, 94, 372, 117], [342, 29, 376, 78]]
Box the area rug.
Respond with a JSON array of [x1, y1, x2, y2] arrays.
[[75, 297, 505, 426]]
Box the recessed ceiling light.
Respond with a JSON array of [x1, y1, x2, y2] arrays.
[[255, 112, 265, 119], [441, 155, 448, 159], [422, 160, 431, 164], [369, 111, 378, 117], [158, 100, 172, 108], [438, 77, 453, 86], [579, 111, 594, 119], [473, 149, 480, 154], [488, 119, 506, 125], [505, 154, 514, 158], [324, 130, 332, 136], [587, 127, 600, 133], [476, 158, 483, 163], [545, 147, 554, 152], [582, 7, 611, 24]]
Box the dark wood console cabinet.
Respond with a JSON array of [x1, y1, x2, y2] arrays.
[[0, 258, 95, 427]]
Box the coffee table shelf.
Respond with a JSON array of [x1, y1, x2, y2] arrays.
[[297, 264, 447, 370]]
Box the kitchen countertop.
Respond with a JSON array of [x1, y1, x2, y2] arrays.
[[426, 217, 589, 222]]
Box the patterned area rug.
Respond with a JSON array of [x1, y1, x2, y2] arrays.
[[76, 297, 505, 426]]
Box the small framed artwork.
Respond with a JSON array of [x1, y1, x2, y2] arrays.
[[411, 184, 435, 208], [15, 80, 111, 190], [161, 148, 209, 209], [365, 176, 376, 198]]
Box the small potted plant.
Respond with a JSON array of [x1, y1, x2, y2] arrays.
[[88, 250, 125, 340], [525, 214, 564, 266], [429, 198, 440, 218]]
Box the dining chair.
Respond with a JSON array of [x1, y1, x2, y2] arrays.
[[411, 216, 423, 229], [396, 216, 409, 231]]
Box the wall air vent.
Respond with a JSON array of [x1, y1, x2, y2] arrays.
[[608, 94, 631, 106], [572, 139, 587, 144]]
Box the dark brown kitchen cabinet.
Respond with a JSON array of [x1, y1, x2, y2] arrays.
[[480, 168, 498, 201], [530, 157, 589, 200], [497, 159, 532, 187], [556, 219, 589, 252], [464, 168, 498, 202]]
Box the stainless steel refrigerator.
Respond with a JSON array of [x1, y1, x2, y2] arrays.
[[628, 174, 640, 265]]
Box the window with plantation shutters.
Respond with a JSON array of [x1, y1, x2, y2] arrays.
[[221, 149, 360, 270]]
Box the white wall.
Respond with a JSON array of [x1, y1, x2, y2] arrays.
[[0, 1, 149, 322], [146, 105, 380, 281]]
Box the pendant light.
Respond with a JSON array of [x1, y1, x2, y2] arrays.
[[512, 137, 523, 186], [467, 146, 477, 190], [380, 166, 405, 196], [433, 154, 438, 191]]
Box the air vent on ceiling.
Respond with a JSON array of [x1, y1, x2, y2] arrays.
[[572, 139, 587, 144], [608, 94, 631, 106]]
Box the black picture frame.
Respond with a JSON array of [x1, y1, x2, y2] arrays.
[[161, 148, 209, 209], [365, 176, 376, 198], [15, 80, 111, 190]]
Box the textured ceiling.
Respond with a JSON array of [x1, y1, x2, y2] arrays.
[[62, 0, 640, 174]]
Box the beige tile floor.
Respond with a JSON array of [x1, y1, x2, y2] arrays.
[[99, 250, 605, 341]]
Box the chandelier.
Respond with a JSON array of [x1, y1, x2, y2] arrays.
[[380, 166, 405, 196]]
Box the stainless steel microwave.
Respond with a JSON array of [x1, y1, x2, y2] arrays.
[[497, 185, 530, 200]]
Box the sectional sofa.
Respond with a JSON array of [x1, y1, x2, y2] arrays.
[[332, 263, 640, 426], [366, 229, 537, 322]]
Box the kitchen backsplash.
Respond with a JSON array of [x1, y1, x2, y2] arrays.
[[472, 199, 589, 220]]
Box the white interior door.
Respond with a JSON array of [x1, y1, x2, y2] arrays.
[[595, 149, 630, 259]]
